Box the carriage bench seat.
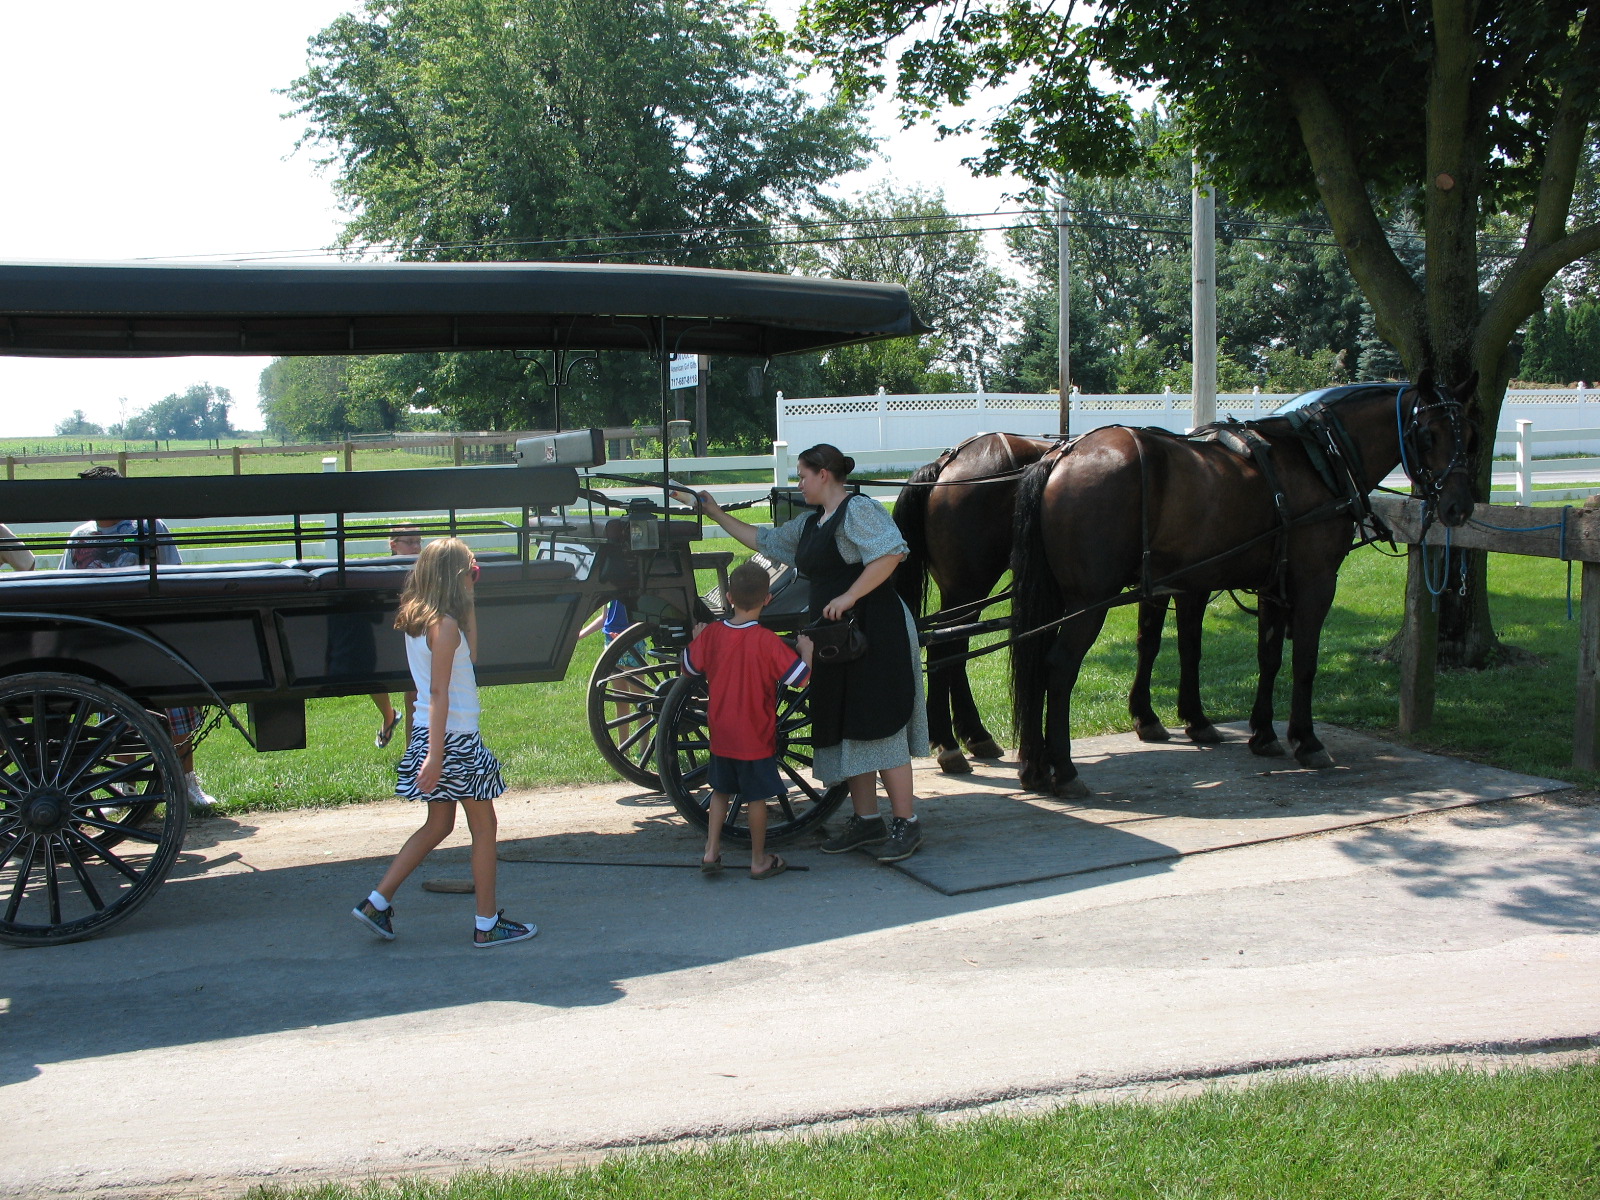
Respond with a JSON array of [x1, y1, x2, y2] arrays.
[[306, 559, 576, 591], [282, 551, 520, 570], [0, 565, 314, 603]]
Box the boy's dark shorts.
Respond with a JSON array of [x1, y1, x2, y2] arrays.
[[708, 754, 785, 801]]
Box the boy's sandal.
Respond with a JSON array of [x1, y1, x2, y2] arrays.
[[700, 855, 723, 875], [751, 855, 787, 881], [374, 714, 401, 749]]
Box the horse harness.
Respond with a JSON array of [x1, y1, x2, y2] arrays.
[[1114, 389, 1419, 609]]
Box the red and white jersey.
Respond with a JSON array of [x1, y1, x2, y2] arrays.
[[682, 620, 809, 760]]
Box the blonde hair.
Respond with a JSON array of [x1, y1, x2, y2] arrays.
[[395, 537, 475, 636]]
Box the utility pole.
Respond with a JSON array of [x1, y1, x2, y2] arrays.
[[1056, 187, 1071, 438], [1191, 155, 1217, 428]]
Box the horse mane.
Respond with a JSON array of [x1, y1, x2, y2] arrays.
[[893, 457, 943, 616]]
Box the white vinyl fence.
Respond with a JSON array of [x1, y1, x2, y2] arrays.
[[778, 386, 1600, 466]]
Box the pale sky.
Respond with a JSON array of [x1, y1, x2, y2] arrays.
[[0, 1, 1019, 437]]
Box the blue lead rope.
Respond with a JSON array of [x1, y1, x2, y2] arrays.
[[1463, 508, 1577, 621]]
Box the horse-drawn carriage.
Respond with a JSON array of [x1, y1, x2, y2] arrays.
[[0, 259, 924, 946]]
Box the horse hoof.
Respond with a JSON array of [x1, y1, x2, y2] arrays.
[[1251, 739, 1287, 758], [1135, 721, 1171, 743], [1186, 722, 1223, 745], [936, 748, 973, 775], [1052, 776, 1091, 799], [1018, 765, 1051, 793], [965, 738, 1005, 759], [1294, 746, 1335, 769]]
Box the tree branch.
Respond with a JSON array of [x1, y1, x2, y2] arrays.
[[1528, 6, 1599, 248], [1283, 72, 1426, 365], [1478, 220, 1600, 362]]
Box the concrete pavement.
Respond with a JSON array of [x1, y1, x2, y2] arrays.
[[3, 748, 1598, 1198]]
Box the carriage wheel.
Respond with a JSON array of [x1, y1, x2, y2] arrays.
[[0, 672, 187, 947], [586, 623, 680, 791], [656, 673, 849, 843]]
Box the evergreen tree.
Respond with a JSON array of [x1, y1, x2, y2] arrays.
[[1569, 303, 1600, 384], [1519, 306, 1552, 382]]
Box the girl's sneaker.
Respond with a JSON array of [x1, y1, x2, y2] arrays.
[[352, 898, 395, 940], [473, 910, 537, 948]]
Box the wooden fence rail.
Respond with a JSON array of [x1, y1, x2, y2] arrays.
[[1, 426, 660, 479], [1369, 493, 1600, 769]]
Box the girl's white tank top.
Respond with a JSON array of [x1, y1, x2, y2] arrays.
[[405, 626, 480, 732]]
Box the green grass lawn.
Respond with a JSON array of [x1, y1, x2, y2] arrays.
[[191, 533, 1600, 809], [249, 1063, 1600, 1199]]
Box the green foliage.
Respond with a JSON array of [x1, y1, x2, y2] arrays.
[[111, 383, 234, 440], [283, 0, 873, 438], [787, 184, 1010, 387], [53, 409, 104, 437], [995, 114, 1370, 394], [797, 0, 1600, 437], [1521, 299, 1600, 384]]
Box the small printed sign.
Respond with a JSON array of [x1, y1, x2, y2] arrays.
[[669, 353, 699, 390]]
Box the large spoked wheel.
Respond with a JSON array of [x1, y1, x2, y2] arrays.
[[586, 623, 682, 791], [0, 672, 188, 947], [656, 674, 848, 844]]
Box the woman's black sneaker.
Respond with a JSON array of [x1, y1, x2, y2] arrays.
[[820, 813, 888, 853], [875, 816, 923, 862]]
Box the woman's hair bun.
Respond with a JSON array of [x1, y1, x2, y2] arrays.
[[798, 443, 854, 480]]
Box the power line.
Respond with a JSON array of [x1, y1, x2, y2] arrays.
[[138, 202, 1530, 266]]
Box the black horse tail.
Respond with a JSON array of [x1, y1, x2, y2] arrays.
[[1009, 455, 1061, 763], [892, 460, 941, 617]]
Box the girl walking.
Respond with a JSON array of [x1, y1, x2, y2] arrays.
[[351, 538, 537, 948]]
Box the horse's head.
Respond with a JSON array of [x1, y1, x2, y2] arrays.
[[1398, 371, 1477, 527]]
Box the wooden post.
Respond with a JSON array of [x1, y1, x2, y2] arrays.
[[232, 446, 243, 475], [116, 451, 128, 476], [344, 441, 355, 472], [1575, 560, 1600, 769], [1397, 544, 1439, 732], [1515, 419, 1533, 506], [4, 456, 12, 481], [452, 437, 464, 466]]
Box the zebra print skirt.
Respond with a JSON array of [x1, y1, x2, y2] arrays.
[[395, 729, 506, 802]]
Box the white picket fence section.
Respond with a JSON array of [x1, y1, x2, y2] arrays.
[[777, 386, 1600, 464]]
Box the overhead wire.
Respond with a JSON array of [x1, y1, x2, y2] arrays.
[[137, 202, 1532, 265]]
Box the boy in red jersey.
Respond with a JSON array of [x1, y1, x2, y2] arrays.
[[682, 560, 813, 879]]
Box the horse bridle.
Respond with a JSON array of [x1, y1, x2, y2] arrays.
[[1396, 380, 1471, 508]]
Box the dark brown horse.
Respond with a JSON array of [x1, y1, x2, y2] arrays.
[[894, 432, 1220, 773], [1009, 376, 1478, 797]]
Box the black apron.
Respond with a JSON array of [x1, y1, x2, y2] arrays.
[[795, 494, 914, 748]]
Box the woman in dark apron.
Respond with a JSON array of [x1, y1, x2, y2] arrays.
[[692, 444, 928, 862]]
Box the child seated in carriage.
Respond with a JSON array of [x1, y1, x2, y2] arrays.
[[682, 559, 813, 880]]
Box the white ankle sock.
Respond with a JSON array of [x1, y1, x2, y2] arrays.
[[474, 913, 498, 932], [368, 890, 390, 911]]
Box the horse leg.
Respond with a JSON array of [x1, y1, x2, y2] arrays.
[[1285, 577, 1337, 769], [925, 641, 971, 774], [1128, 596, 1172, 742], [1040, 609, 1108, 799], [1249, 599, 1289, 757], [949, 651, 1004, 759], [1174, 592, 1221, 743]]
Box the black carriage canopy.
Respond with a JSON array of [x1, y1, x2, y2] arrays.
[[0, 260, 929, 358]]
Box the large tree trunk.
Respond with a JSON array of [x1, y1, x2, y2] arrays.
[[1428, 340, 1513, 668]]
